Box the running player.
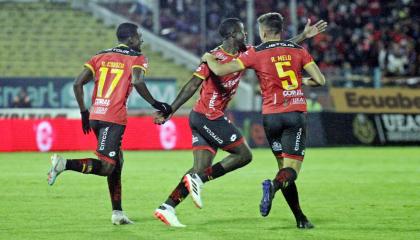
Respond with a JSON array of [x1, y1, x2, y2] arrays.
[[202, 13, 326, 229], [154, 17, 326, 227], [47, 23, 171, 225]]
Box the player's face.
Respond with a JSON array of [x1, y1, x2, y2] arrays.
[[130, 32, 143, 52], [232, 23, 247, 52]]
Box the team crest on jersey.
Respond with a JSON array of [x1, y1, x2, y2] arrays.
[[214, 52, 228, 61], [272, 141, 282, 151], [109, 151, 116, 157]]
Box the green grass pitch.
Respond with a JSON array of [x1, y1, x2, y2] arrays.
[[0, 147, 419, 240]]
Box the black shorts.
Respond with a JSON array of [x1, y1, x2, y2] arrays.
[[90, 120, 126, 164], [262, 112, 306, 161], [189, 111, 244, 154]]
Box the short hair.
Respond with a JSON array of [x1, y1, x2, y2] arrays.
[[257, 13, 284, 34], [219, 18, 242, 39], [116, 23, 138, 42]]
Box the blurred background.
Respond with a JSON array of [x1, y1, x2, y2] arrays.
[[1, 0, 419, 152]]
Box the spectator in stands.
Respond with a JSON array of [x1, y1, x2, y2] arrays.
[[12, 87, 31, 108]]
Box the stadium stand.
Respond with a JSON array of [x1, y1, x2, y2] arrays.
[[0, 1, 192, 84], [108, 0, 420, 87]]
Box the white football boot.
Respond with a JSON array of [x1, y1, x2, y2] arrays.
[[154, 204, 186, 227], [111, 210, 134, 225], [183, 173, 204, 209], [47, 154, 66, 186]]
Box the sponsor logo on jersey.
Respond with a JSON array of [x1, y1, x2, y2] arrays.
[[109, 151, 116, 157], [283, 90, 304, 97], [209, 91, 218, 110], [230, 134, 237, 142], [294, 128, 302, 151], [93, 107, 108, 115], [95, 98, 111, 107], [291, 97, 306, 104], [203, 125, 223, 144], [272, 141, 282, 151], [222, 76, 241, 88], [192, 135, 199, 143], [99, 127, 109, 151]]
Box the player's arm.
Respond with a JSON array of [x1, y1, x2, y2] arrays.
[[303, 62, 326, 86], [132, 67, 172, 115], [288, 19, 328, 44], [73, 68, 93, 112], [202, 53, 244, 76], [171, 75, 203, 113], [73, 67, 93, 134]]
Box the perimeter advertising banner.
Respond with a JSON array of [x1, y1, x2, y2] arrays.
[[330, 88, 420, 113], [0, 116, 191, 152], [320, 113, 420, 145], [0, 77, 176, 108]]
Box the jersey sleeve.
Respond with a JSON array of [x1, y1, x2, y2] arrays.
[[301, 48, 315, 68], [193, 63, 210, 80], [132, 55, 148, 74], [84, 56, 96, 77], [237, 47, 257, 69]]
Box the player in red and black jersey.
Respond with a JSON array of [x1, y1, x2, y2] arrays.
[[47, 23, 171, 225], [153, 18, 326, 227], [202, 13, 326, 229]]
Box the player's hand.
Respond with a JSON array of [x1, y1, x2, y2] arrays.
[[152, 101, 172, 116], [153, 111, 172, 125], [303, 18, 328, 39], [201, 53, 215, 62], [80, 110, 91, 134]]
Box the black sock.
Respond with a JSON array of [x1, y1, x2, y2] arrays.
[[272, 167, 297, 192], [281, 181, 305, 220], [65, 158, 102, 175], [108, 161, 122, 211], [198, 162, 226, 183], [165, 179, 190, 208]]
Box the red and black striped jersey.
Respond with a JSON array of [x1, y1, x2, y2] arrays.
[[85, 44, 148, 125], [238, 40, 314, 114]]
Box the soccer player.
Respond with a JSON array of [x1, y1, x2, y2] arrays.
[[153, 17, 326, 227], [47, 23, 171, 225], [202, 13, 326, 229]]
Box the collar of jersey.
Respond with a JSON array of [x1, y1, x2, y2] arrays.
[[116, 44, 129, 48], [219, 46, 239, 57], [265, 39, 281, 43]]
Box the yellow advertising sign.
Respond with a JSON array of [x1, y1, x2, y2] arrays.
[[331, 88, 420, 113]]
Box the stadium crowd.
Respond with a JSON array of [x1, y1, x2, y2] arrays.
[[107, 0, 419, 86]]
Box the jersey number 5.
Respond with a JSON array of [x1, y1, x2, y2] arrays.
[[275, 61, 298, 90], [97, 67, 124, 98]]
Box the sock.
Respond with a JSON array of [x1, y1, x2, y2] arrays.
[[108, 161, 122, 211], [165, 179, 190, 208], [65, 158, 102, 175], [272, 167, 297, 192], [281, 181, 305, 220], [198, 162, 226, 183]]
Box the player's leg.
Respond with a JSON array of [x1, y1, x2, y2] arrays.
[[109, 151, 133, 225], [155, 129, 215, 227], [278, 114, 313, 229], [197, 138, 252, 183], [47, 121, 116, 185], [267, 112, 313, 228], [187, 113, 252, 183]]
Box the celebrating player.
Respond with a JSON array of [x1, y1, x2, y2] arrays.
[[154, 17, 326, 227], [202, 13, 326, 229], [47, 23, 171, 225]]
